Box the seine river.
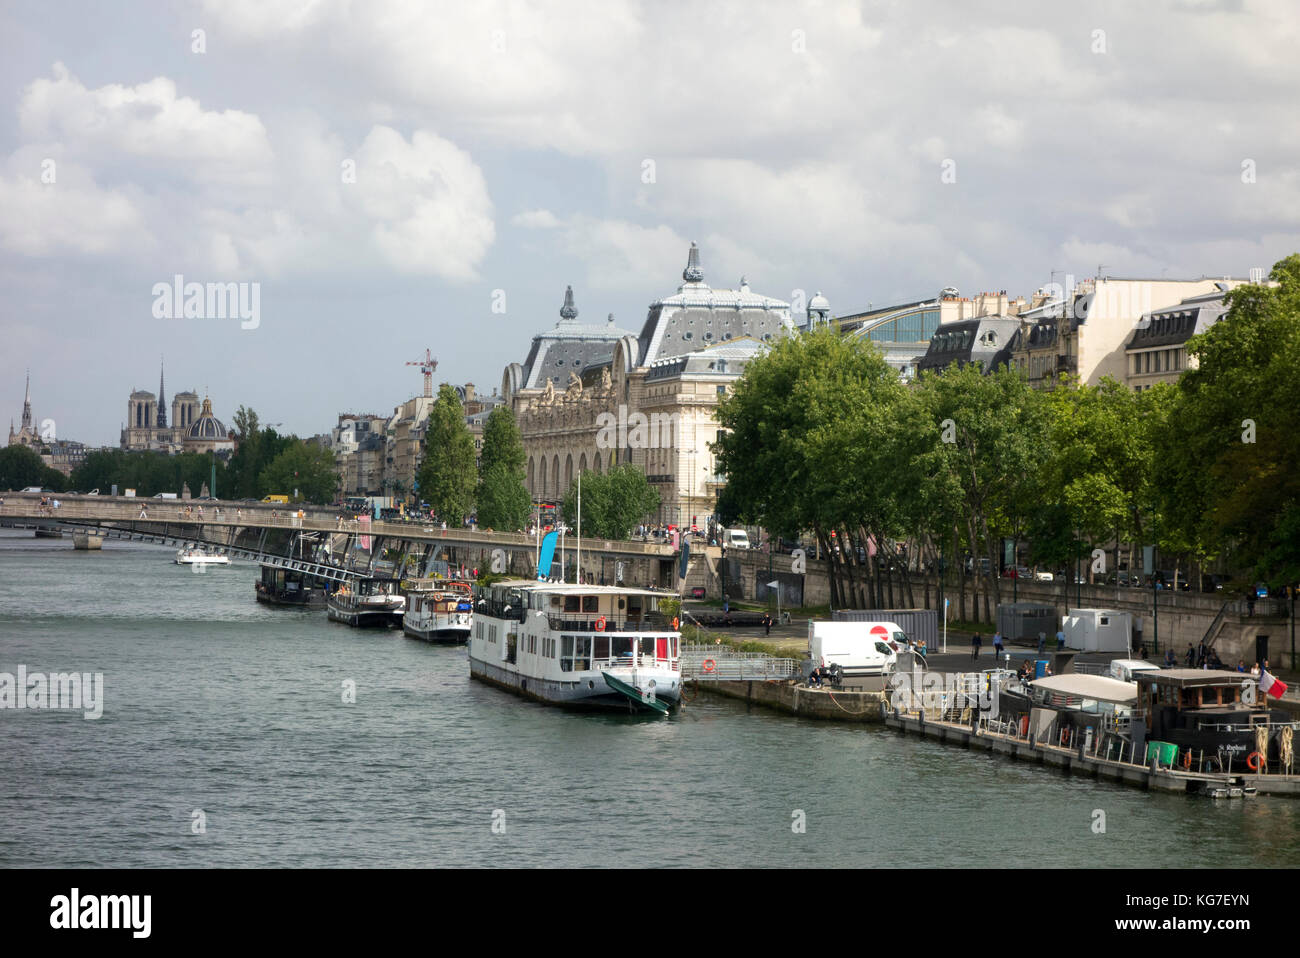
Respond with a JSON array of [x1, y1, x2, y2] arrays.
[[2, 531, 1298, 868]]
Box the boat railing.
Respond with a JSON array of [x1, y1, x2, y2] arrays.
[[568, 653, 680, 673], [1196, 719, 1300, 733], [545, 612, 675, 633], [476, 600, 525, 622]]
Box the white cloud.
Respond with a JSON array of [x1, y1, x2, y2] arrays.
[[347, 126, 495, 279], [512, 209, 561, 230], [19, 63, 273, 188], [0, 150, 149, 257]]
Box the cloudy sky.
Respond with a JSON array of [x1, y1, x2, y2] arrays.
[[2, 0, 1298, 446]]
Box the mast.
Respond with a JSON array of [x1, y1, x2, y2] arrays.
[[577, 472, 582, 585]]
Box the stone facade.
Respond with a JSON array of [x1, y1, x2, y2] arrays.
[[504, 244, 791, 525]]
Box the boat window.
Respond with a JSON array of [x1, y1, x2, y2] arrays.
[[560, 635, 574, 671], [564, 596, 580, 613], [574, 636, 591, 671], [655, 637, 668, 660], [594, 635, 610, 659], [612, 636, 633, 658], [640, 637, 655, 657], [582, 595, 599, 613]]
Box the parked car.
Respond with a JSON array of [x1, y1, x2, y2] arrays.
[[1033, 570, 1055, 582]]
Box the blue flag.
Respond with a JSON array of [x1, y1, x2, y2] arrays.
[[537, 530, 558, 580]]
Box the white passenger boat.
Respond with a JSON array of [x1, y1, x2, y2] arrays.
[[327, 577, 405, 628], [175, 545, 230, 565], [469, 580, 683, 713], [402, 579, 473, 643]]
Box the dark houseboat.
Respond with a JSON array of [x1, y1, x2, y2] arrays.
[[255, 561, 327, 609]]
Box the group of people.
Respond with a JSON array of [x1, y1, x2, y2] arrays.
[[1183, 641, 1226, 670], [36, 495, 60, 515]]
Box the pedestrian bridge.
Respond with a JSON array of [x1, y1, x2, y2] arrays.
[[0, 493, 676, 583]]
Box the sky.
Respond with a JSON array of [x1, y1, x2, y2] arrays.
[[2, 0, 1298, 447]]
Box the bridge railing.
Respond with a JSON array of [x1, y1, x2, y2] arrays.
[[0, 497, 674, 556]]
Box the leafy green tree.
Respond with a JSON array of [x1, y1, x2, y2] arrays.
[[417, 384, 477, 522], [1154, 254, 1300, 587], [260, 440, 339, 504], [912, 363, 1051, 620], [561, 465, 660, 539], [475, 406, 530, 529], [0, 445, 65, 491]]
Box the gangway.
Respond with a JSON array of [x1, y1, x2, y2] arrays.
[[679, 644, 800, 681]]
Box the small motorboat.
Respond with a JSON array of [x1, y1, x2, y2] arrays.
[[175, 545, 231, 565]]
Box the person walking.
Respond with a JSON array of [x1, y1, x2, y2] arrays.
[[1055, 627, 1066, 651], [763, 612, 772, 636], [1185, 643, 1196, 667], [993, 631, 1004, 662], [1037, 631, 1046, 656], [971, 632, 982, 660]]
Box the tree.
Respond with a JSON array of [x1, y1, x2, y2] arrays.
[[225, 408, 291, 499], [417, 384, 477, 522], [0, 445, 65, 491], [561, 465, 659, 539], [475, 406, 530, 529], [260, 440, 339, 504], [912, 363, 1051, 621], [1154, 254, 1300, 587]]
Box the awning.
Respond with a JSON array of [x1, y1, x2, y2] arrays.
[[1030, 674, 1138, 705]]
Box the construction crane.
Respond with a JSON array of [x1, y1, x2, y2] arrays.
[[406, 349, 438, 399]]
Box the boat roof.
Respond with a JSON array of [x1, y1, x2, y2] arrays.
[[1135, 668, 1247, 688], [484, 579, 668, 598], [1030, 674, 1138, 704]]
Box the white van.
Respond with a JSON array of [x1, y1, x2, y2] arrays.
[[808, 620, 903, 677], [724, 528, 751, 550], [1107, 658, 1160, 683]]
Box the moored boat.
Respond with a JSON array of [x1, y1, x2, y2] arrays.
[[327, 577, 405, 627], [402, 579, 473, 642], [255, 561, 327, 608], [468, 580, 682, 713], [175, 544, 230, 565]]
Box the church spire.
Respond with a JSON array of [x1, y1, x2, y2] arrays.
[[20, 369, 32, 431], [559, 285, 579, 321], [156, 358, 168, 428]]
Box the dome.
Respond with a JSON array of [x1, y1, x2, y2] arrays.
[[186, 397, 228, 440], [809, 291, 831, 312]]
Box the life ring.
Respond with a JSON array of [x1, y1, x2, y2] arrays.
[[671, 617, 679, 630], [594, 616, 606, 631], [702, 658, 717, 673], [1247, 750, 1264, 772]]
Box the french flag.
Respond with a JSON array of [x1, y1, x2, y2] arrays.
[[1259, 670, 1288, 699]]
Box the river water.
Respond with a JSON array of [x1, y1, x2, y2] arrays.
[[1, 531, 1297, 868]]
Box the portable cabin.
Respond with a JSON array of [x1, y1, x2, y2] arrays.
[[1061, 608, 1132, 653]]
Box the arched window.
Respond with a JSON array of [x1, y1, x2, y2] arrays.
[[540, 457, 548, 497]]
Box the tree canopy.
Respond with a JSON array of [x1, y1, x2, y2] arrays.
[[416, 384, 477, 522]]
